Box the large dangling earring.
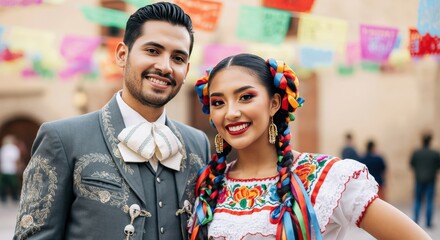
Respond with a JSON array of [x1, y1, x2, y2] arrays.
[[269, 117, 277, 144], [215, 134, 223, 153]]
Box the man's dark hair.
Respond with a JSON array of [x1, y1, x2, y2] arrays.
[[367, 140, 375, 153], [123, 2, 194, 55], [422, 133, 432, 148]]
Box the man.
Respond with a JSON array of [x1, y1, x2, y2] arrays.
[[410, 133, 440, 228], [341, 132, 359, 160], [360, 140, 386, 199], [14, 2, 210, 240], [0, 135, 21, 203]]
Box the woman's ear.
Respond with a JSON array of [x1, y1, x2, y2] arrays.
[[270, 93, 281, 116], [115, 42, 128, 68]]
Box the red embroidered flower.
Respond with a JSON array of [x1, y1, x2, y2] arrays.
[[294, 163, 316, 190], [233, 185, 263, 208]]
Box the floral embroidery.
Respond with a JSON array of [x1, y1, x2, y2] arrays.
[[217, 180, 278, 211], [233, 185, 264, 208], [294, 162, 316, 190], [293, 153, 337, 193]]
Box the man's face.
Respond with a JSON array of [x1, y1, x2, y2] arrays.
[[116, 20, 191, 109]]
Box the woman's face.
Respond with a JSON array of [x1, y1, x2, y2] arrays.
[[209, 66, 279, 151]]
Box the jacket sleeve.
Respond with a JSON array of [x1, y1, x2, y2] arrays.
[[202, 131, 211, 164], [14, 123, 73, 240]]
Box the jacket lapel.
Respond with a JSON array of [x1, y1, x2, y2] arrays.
[[99, 94, 146, 205], [166, 119, 191, 202]]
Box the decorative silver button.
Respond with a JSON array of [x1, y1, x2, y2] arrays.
[[129, 204, 141, 219], [124, 224, 135, 236], [156, 177, 161, 183], [160, 227, 164, 234], [158, 201, 163, 208]]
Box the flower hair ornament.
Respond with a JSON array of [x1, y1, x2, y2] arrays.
[[267, 58, 304, 123]]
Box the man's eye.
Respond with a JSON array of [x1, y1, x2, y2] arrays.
[[146, 49, 158, 54], [173, 56, 186, 63]]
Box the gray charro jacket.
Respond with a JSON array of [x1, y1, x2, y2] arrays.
[[14, 94, 210, 240]]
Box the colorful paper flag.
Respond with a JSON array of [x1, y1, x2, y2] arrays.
[[297, 14, 348, 53], [345, 42, 360, 66], [98, 37, 123, 81], [43, 0, 65, 4], [263, 0, 315, 12], [409, 28, 440, 57], [337, 65, 355, 76], [236, 6, 291, 45], [0, 0, 42, 6], [80, 5, 129, 29], [59, 35, 101, 79], [6, 27, 62, 70], [202, 44, 245, 71], [174, 0, 223, 31], [121, 0, 151, 8], [248, 43, 296, 66], [299, 46, 334, 69], [360, 24, 398, 63], [417, 0, 440, 36]]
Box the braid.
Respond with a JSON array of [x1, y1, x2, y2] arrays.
[[191, 72, 232, 239], [192, 54, 320, 239], [267, 59, 321, 240]]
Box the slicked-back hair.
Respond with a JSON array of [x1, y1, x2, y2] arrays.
[[123, 2, 194, 55]]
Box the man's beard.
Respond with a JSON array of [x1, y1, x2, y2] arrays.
[[126, 70, 180, 108]]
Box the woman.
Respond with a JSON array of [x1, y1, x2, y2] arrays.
[[188, 53, 430, 239]]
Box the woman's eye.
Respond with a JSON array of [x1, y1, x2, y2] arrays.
[[240, 94, 254, 101], [210, 100, 224, 106]]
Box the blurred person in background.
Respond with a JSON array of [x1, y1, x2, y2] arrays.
[[0, 135, 21, 204], [341, 132, 360, 160], [360, 140, 387, 200], [188, 53, 430, 240], [14, 2, 210, 240], [410, 133, 440, 228]]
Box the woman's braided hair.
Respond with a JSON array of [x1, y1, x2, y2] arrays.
[[191, 53, 319, 240]]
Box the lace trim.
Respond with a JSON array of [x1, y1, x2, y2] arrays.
[[208, 211, 276, 239], [313, 159, 378, 231], [356, 195, 379, 227]]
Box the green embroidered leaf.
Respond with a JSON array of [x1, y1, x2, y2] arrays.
[[240, 199, 247, 208]]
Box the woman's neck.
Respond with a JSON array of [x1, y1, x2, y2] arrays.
[[228, 147, 279, 179]]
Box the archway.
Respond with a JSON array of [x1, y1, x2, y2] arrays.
[[0, 117, 41, 180]]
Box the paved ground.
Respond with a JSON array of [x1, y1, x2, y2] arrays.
[[1, 200, 439, 239]]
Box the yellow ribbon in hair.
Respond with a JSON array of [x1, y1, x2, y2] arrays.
[[286, 87, 299, 109]]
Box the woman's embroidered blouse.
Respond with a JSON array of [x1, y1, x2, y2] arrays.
[[205, 153, 379, 239]]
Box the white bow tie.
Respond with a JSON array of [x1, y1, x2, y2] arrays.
[[117, 122, 183, 171]]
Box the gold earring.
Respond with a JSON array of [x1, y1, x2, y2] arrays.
[[215, 134, 223, 153], [269, 117, 277, 144]]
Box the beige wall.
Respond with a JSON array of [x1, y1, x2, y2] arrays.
[[1, 0, 439, 205]]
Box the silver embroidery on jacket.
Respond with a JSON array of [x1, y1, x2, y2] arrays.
[[74, 153, 129, 208], [15, 156, 58, 237], [102, 103, 134, 174]]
